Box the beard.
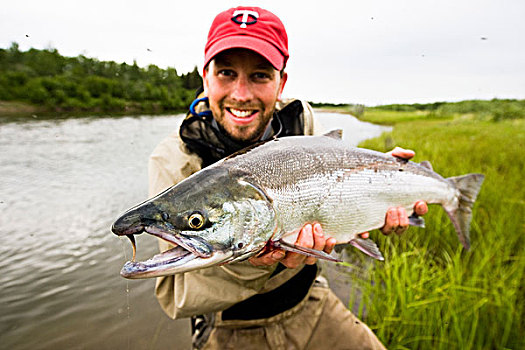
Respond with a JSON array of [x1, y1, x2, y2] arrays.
[[211, 100, 275, 143]]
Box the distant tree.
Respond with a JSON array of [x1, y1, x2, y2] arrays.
[[182, 66, 202, 90], [0, 44, 198, 114]]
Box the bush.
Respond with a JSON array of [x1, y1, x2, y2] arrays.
[[0, 44, 199, 114], [25, 79, 50, 103], [492, 102, 525, 121]]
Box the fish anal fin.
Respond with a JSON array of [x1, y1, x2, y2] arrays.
[[350, 238, 385, 261], [275, 239, 341, 262]]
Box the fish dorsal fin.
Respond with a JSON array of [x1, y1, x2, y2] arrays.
[[419, 160, 433, 171], [324, 129, 343, 139]]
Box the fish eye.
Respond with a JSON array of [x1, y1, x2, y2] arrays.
[[188, 212, 205, 229], [237, 242, 244, 249]]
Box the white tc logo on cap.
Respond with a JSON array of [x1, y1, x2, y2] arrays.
[[231, 10, 259, 28]]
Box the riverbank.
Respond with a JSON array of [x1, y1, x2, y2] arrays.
[[350, 110, 524, 349], [321, 98, 525, 124], [0, 100, 191, 119], [0, 101, 46, 115]]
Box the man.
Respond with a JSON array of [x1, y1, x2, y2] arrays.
[[149, 6, 427, 349]]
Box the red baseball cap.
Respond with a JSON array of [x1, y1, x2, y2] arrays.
[[204, 7, 289, 71]]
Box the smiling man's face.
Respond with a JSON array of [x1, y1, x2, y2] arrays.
[[203, 48, 287, 143]]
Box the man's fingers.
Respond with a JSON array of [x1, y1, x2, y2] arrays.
[[324, 237, 337, 254], [414, 200, 428, 216], [249, 250, 284, 266], [298, 224, 314, 249], [305, 223, 324, 265], [387, 147, 415, 160], [381, 208, 397, 235], [251, 223, 337, 268], [397, 207, 409, 235], [359, 231, 370, 239], [281, 224, 312, 268], [382, 207, 410, 235]]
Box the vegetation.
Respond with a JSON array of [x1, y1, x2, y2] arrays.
[[0, 42, 202, 115], [346, 107, 524, 349], [320, 99, 525, 124], [309, 101, 365, 117], [370, 99, 525, 121], [366, 99, 525, 123]]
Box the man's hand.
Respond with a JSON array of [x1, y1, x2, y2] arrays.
[[249, 146, 429, 267], [381, 146, 428, 235], [362, 146, 429, 237], [386, 146, 415, 160], [249, 223, 336, 268], [379, 200, 428, 235]]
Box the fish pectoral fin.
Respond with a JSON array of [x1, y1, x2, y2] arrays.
[[275, 239, 342, 262], [408, 213, 426, 228], [349, 238, 385, 261]]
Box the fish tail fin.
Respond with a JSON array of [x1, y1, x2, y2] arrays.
[[445, 173, 485, 250]]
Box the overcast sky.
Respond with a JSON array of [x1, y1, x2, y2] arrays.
[[1, 0, 524, 105]]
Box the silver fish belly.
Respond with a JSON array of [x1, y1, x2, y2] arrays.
[[232, 135, 456, 244], [112, 132, 484, 278]]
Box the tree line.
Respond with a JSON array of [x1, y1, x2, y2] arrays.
[[311, 99, 524, 121], [368, 98, 525, 121], [0, 42, 202, 114]]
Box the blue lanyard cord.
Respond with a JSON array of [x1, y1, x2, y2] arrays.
[[189, 97, 213, 118]]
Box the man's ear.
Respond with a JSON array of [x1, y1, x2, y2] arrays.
[[277, 72, 288, 101], [202, 68, 208, 94]]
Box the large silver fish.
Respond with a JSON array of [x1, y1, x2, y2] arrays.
[[112, 131, 484, 279]]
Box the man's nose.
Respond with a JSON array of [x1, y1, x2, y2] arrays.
[[230, 75, 254, 102]]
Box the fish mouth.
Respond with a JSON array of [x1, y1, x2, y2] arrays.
[[143, 224, 213, 258], [120, 244, 195, 279], [116, 223, 231, 279]]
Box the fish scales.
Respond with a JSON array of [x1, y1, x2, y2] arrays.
[[112, 132, 484, 278], [222, 135, 455, 244]]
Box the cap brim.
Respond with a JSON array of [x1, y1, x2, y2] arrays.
[[205, 35, 285, 70]]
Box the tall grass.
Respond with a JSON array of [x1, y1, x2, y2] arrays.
[[351, 114, 524, 349]]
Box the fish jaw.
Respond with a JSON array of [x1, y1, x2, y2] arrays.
[[111, 201, 159, 237], [111, 202, 215, 260], [120, 246, 234, 279], [112, 165, 278, 279]]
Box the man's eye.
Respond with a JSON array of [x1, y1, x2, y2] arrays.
[[253, 72, 270, 80], [218, 69, 235, 77]]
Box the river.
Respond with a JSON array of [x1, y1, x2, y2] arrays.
[[0, 111, 390, 349]]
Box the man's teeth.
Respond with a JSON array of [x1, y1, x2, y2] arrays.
[[229, 108, 255, 118]]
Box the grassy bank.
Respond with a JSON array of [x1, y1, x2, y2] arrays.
[[349, 110, 524, 349]]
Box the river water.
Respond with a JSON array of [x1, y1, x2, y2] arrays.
[[0, 111, 390, 350]]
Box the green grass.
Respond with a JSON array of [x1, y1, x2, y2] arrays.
[[358, 109, 442, 124], [348, 112, 524, 349]]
